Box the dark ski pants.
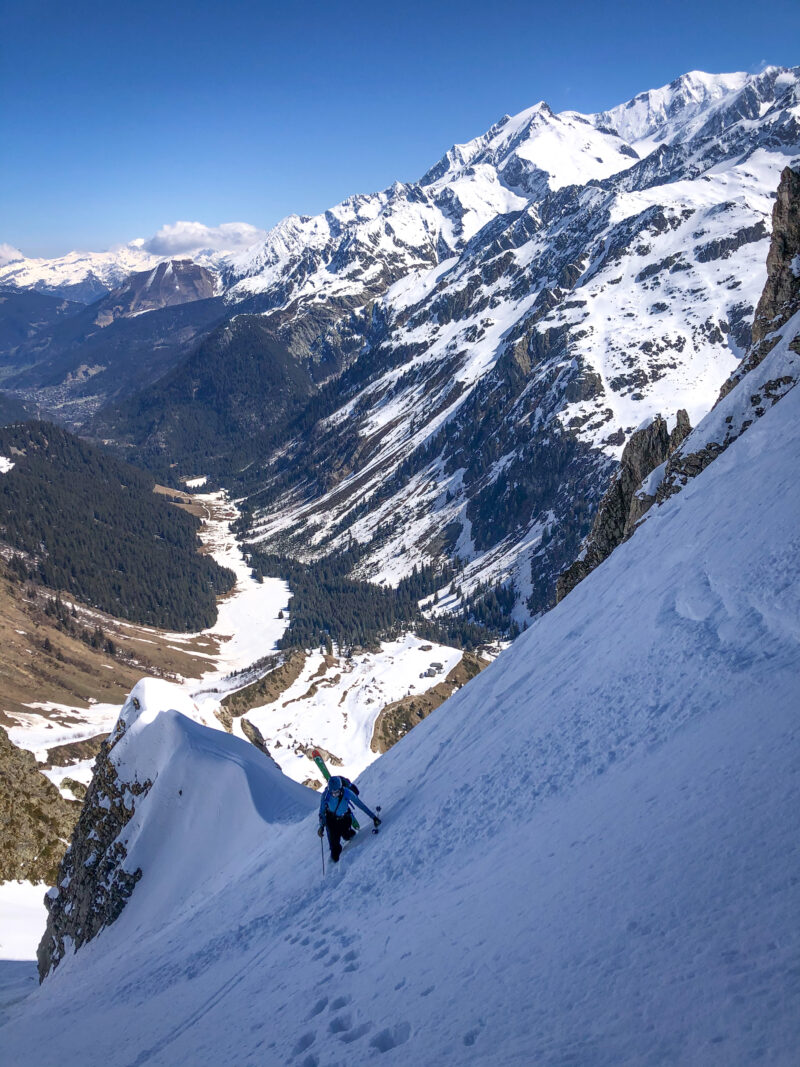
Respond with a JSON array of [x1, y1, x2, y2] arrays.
[[325, 810, 356, 862]]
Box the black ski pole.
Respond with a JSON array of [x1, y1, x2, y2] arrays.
[[320, 832, 325, 877]]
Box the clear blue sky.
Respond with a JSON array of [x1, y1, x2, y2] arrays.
[[1, 0, 797, 257]]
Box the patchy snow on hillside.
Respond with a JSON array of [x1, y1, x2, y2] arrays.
[[2, 313, 798, 1064], [4, 492, 292, 761], [6, 702, 123, 762], [244, 634, 464, 785]]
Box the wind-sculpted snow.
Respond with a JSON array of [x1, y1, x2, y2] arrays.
[[2, 339, 799, 1063], [35, 678, 318, 982], [110, 681, 316, 898]]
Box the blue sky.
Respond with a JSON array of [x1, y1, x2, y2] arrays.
[[1, 0, 797, 257]]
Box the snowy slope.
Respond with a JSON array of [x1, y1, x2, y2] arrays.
[[2, 318, 798, 1063]]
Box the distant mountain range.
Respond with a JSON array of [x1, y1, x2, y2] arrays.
[[2, 65, 799, 631]]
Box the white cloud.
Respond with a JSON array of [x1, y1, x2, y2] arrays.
[[142, 221, 267, 256], [0, 243, 24, 266]]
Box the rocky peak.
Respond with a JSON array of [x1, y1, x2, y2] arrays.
[[752, 166, 800, 347]]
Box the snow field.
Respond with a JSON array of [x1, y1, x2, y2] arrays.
[[0, 883, 49, 962], [2, 328, 798, 1063]]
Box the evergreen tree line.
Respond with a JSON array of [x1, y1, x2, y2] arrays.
[[416, 580, 521, 648], [0, 422, 235, 630], [247, 544, 519, 651], [31, 585, 119, 657], [247, 547, 458, 651]]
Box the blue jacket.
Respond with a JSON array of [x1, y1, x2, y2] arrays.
[[319, 785, 376, 826]]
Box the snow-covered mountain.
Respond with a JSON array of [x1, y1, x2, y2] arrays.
[[217, 65, 800, 622], [0, 223, 264, 305], [0, 245, 165, 305], [4, 66, 800, 630], [3, 267, 798, 1060]]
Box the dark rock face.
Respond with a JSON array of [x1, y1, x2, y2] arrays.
[[0, 726, 78, 883], [37, 730, 150, 981], [557, 410, 690, 600], [694, 221, 768, 263], [239, 718, 281, 770], [714, 165, 800, 401]]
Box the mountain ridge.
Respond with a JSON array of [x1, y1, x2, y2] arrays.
[[4, 67, 800, 632]]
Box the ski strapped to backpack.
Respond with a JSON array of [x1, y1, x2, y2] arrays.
[[311, 749, 360, 829]]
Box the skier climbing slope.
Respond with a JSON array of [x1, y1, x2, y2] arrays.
[[318, 775, 381, 863]]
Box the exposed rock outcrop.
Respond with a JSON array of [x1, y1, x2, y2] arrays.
[[557, 410, 690, 600], [0, 726, 78, 883], [751, 168, 800, 347], [219, 650, 306, 721], [371, 652, 489, 754], [240, 717, 281, 769], [37, 714, 150, 981], [92, 260, 217, 326]]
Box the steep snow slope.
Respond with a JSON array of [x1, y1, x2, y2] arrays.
[[3, 323, 799, 1063]]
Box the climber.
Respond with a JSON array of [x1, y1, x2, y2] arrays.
[[318, 775, 381, 862]]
